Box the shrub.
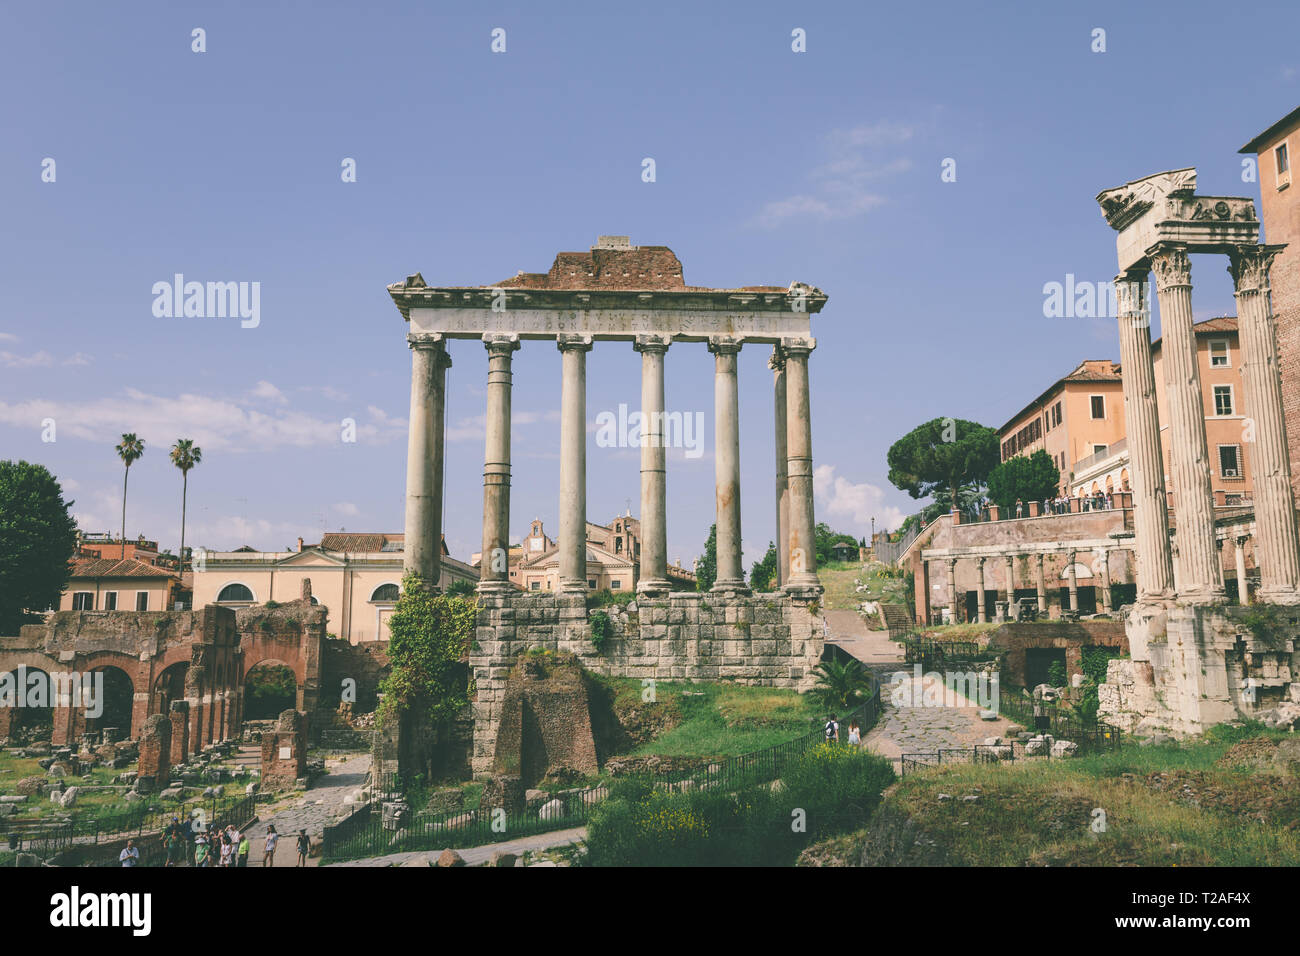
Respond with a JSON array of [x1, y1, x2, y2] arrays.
[[589, 611, 613, 654]]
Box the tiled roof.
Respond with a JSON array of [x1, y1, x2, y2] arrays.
[[70, 558, 175, 579], [319, 533, 391, 553], [1152, 315, 1237, 352]]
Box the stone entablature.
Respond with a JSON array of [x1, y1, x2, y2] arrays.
[[466, 591, 824, 774]]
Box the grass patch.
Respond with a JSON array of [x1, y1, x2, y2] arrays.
[[628, 683, 822, 760]]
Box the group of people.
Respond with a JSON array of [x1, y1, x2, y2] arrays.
[[1037, 490, 1113, 516], [823, 715, 862, 747], [118, 818, 311, 867]]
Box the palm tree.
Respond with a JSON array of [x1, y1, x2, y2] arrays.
[[169, 439, 202, 575], [812, 658, 875, 711], [114, 434, 145, 560]]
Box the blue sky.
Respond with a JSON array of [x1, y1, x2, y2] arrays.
[[2, 0, 1297, 571]]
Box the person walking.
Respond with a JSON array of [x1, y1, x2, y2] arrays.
[[119, 838, 140, 867], [263, 825, 279, 867], [295, 828, 310, 867], [847, 719, 861, 747], [824, 714, 839, 744], [218, 830, 233, 868]]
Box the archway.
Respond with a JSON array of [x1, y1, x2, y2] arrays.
[[243, 660, 298, 720], [151, 662, 188, 715], [0, 667, 54, 742], [86, 666, 136, 737]]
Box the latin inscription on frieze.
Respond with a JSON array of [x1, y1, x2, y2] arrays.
[[409, 307, 813, 342]]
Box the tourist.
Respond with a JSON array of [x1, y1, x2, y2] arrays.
[[1015, 499, 1023, 519], [219, 830, 233, 868], [164, 829, 184, 867], [181, 813, 195, 866], [296, 828, 310, 867], [237, 831, 251, 867], [824, 714, 839, 744], [194, 831, 210, 868], [119, 838, 140, 867], [263, 825, 279, 867], [847, 719, 861, 747]]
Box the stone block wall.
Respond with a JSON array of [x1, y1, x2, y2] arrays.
[[986, 620, 1129, 686], [260, 709, 308, 791], [467, 591, 823, 774], [135, 713, 171, 792]]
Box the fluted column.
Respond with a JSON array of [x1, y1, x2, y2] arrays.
[[1067, 550, 1079, 612], [558, 334, 593, 594], [1235, 534, 1252, 605], [1114, 271, 1175, 602], [976, 557, 987, 623], [771, 347, 790, 588], [1003, 555, 1015, 609], [783, 338, 821, 594], [404, 335, 450, 589], [1035, 553, 1048, 616], [709, 337, 747, 593], [947, 558, 958, 622], [1228, 244, 1300, 603], [1150, 244, 1224, 602], [635, 335, 671, 596], [479, 335, 520, 594]]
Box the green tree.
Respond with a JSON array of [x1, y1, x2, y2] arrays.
[[886, 418, 999, 520], [0, 461, 79, 633], [377, 573, 478, 728], [749, 541, 778, 591], [114, 433, 145, 560], [695, 524, 717, 592], [444, 578, 476, 597], [814, 522, 857, 565], [169, 439, 202, 573], [986, 450, 1059, 512]]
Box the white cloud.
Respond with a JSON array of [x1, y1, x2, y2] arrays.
[[333, 502, 360, 517], [0, 387, 405, 451], [0, 332, 20, 344], [813, 464, 905, 534], [753, 121, 914, 228], [1, 350, 55, 368]]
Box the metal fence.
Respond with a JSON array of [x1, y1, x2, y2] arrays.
[[323, 677, 884, 862], [900, 639, 986, 668], [995, 688, 1123, 751]]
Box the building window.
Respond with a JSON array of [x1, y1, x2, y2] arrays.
[[530, 580, 541, 591], [1090, 395, 1105, 419], [217, 583, 255, 603], [610, 579, 622, 590], [1219, 445, 1242, 478], [587, 579, 597, 589], [103, 592, 117, 611], [1277, 142, 1290, 176], [1209, 339, 1230, 367], [1213, 385, 1234, 416], [72, 592, 93, 610], [135, 591, 149, 611], [1093, 444, 1107, 456], [369, 583, 400, 603], [1052, 402, 1063, 428]]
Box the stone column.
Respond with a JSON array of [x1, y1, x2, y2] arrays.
[[403, 336, 450, 589], [1228, 244, 1300, 603], [479, 335, 520, 594], [1235, 534, 1252, 605], [1098, 550, 1111, 612], [709, 337, 747, 593], [1067, 550, 1079, 613], [771, 347, 790, 588], [976, 557, 987, 623], [947, 557, 958, 623], [1114, 271, 1175, 602], [783, 338, 821, 594], [635, 335, 671, 596], [557, 334, 593, 594], [1035, 552, 1048, 616], [1003, 555, 1015, 608], [1149, 244, 1224, 602]]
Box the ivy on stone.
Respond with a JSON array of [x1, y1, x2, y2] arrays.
[[377, 573, 477, 728]]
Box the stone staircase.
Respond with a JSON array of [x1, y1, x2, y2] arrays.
[[880, 604, 914, 638], [231, 743, 261, 773]]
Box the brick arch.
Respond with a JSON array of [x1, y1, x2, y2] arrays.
[[243, 657, 301, 719]]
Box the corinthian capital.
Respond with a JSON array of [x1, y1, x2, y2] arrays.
[[1148, 244, 1191, 291], [1227, 244, 1283, 296]]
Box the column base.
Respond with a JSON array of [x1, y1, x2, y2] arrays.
[[711, 578, 751, 597], [783, 579, 823, 601], [636, 578, 671, 597], [558, 578, 588, 596], [1174, 585, 1228, 606], [475, 580, 515, 596]]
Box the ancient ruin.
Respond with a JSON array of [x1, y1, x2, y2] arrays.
[[1093, 169, 1300, 733], [389, 237, 830, 772]]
